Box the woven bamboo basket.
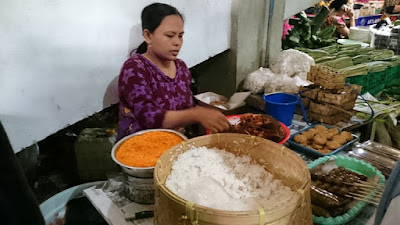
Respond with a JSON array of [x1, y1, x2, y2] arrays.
[[154, 133, 312, 225]]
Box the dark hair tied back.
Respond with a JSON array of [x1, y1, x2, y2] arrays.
[[330, 0, 349, 11], [133, 3, 183, 55]]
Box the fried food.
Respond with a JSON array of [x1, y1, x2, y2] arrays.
[[303, 130, 316, 140], [314, 134, 328, 145], [340, 131, 353, 142], [294, 126, 355, 154], [332, 135, 347, 145], [308, 128, 319, 136], [328, 128, 339, 135], [319, 148, 332, 154], [326, 132, 336, 140], [294, 134, 308, 145], [315, 125, 328, 131], [312, 142, 324, 150], [326, 141, 341, 150]]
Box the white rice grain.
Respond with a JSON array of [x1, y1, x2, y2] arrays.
[[165, 146, 297, 211]]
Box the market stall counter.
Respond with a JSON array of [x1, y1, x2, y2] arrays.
[[67, 114, 399, 225]]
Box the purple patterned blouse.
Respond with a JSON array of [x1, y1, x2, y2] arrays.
[[117, 54, 195, 140]]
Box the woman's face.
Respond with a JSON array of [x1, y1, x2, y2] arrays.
[[145, 15, 184, 61]]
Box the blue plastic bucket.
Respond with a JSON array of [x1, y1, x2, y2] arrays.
[[263, 93, 299, 126]]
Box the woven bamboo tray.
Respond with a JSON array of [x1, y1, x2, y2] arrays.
[[154, 133, 312, 225]]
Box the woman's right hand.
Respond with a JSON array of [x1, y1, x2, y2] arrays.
[[341, 4, 354, 18], [193, 106, 231, 133]]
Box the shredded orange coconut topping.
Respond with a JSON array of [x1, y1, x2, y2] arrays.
[[116, 131, 183, 167]]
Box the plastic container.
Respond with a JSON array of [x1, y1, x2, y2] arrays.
[[308, 155, 385, 225], [74, 128, 118, 181], [40, 181, 104, 224], [263, 93, 299, 126], [349, 26, 371, 43], [287, 124, 359, 157]]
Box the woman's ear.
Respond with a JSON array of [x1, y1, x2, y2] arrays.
[[143, 29, 152, 44]]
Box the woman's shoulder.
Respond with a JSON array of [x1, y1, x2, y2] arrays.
[[122, 54, 148, 69]]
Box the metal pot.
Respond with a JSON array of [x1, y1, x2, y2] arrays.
[[111, 129, 187, 178]]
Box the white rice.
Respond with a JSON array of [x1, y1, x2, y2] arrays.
[[165, 146, 297, 211]]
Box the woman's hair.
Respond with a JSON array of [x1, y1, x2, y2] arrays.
[[330, 0, 349, 11], [134, 3, 183, 55]]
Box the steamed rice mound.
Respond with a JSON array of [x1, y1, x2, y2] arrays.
[[165, 146, 297, 211]]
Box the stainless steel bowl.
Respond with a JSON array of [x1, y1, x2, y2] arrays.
[[111, 129, 187, 178]]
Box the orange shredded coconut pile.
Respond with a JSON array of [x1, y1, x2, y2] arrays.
[[116, 131, 183, 167]]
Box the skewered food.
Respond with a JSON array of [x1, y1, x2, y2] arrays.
[[310, 166, 368, 217]]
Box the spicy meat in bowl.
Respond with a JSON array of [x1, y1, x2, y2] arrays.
[[225, 114, 287, 143]]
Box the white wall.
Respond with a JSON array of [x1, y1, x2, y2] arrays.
[[0, 0, 231, 153]]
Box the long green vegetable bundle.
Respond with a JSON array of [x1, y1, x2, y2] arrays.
[[283, 7, 337, 49], [295, 44, 400, 77]]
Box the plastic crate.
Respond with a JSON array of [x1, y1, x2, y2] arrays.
[[366, 83, 386, 96], [346, 71, 387, 95], [367, 70, 386, 89], [386, 65, 400, 85], [346, 75, 367, 86]]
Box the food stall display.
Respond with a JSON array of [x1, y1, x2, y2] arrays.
[[296, 44, 400, 96]]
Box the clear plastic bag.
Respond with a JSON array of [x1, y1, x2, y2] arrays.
[[264, 74, 311, 94], [270, 49, 315, 77], [243, 67, 275, 94]]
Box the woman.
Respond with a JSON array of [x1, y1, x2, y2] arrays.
[[118, 3, 230, 140], [326, 0, 355, 38], [384, 0, 400, 14]]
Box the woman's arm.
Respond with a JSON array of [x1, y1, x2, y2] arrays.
[[346, 7, 356, 27], [163, 106, 231, 133]]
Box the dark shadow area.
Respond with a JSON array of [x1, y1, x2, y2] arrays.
[[16, 105, 119, 204]]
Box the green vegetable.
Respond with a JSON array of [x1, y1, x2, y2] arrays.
[[283, 6, 334, 49], [375, 120, 393, 147], [385, 87, 400, 95], [338, 64, 368, 76], [352, 55, 372, 65], [316, 56, 337, 64], [318, 25, 336, 39], [329, 57, 353, 69], [311, 6, 330, 35]]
